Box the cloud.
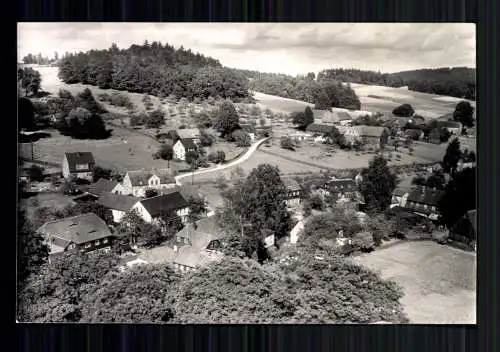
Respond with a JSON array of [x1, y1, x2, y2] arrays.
[[17, 23, 475, 75]]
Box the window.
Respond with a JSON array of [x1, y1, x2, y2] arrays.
[[95, 240, 100, 246], [431, 206, 436, 211], [68, 244, 75, 249], [103, 238, 108, 244], [85, 243, 91, 249], [177, 236, 182, 243], [75, 164, 88, 171]]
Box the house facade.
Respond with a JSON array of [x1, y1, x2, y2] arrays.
[[122, 169, 177, 197], [351, 126, 390, 149], [132, 191, 190, 224], [283, 178, 302, 207], [36, 213, 114, 254], [173, 138, 198, 161], [62, 152, 95, 181], [403, 185, 445, 221]]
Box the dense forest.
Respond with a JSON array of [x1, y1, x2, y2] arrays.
[[317, 67, 476, 100], [57, 42, 251, 102], [244, 71, 361, 110]]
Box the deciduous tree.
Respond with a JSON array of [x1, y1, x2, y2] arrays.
[[359, 155, 398, 212]]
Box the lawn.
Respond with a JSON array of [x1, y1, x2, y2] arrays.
[[353, 241, 476, 324], [252, 91, 314, 114], [23, 127, 189, 173]]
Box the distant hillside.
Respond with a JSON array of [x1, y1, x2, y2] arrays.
[[58, 42, 251, 102], [317, 67, 476, 100]]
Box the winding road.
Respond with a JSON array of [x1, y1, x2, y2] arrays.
[[175, 137, 271, 185]]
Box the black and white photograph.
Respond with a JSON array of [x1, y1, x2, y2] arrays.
[[17, 23, 476, 324]]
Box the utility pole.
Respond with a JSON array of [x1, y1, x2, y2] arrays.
[[31, 142, 34, 160]]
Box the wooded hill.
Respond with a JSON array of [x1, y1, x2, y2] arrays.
[[57, 42, 251, 102]]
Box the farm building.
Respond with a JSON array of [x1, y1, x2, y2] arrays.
[[36, 213, 114, 254], [283, 178, 302, 207], [312, 109, 338, 124], [62, 152, 95, 181], [97, 193, 142, 223], [173, 138, 198, 161], [132, 191, 190, 224], [122, 169, 177, 197], [305, 123, 336, 142], [85, 178, 125, 196], [391, 186, 412, 208], [403, 185, 445, 221], [436, 120, 463, 135], [346, 126, 390, 149], [321, 178, 360, 203], [449, 209, 477, 249]]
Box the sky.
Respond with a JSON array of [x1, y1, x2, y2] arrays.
[[17, 23, 476, 75]]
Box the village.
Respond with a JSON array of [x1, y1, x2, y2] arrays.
[[17, 23, 476, 324]]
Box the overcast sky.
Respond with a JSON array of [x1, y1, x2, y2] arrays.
[[18, 23, 475, 75]]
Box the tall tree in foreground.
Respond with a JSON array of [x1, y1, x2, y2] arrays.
[[18, 67, 42, 96], [453, 101, 475, 128], [442, 138, 462, 173], [359, 155, 398, 212]]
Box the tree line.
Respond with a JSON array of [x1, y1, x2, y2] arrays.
[[57, 42, 251, 102], [317, 67, 476, 100], [243, 71, 361, 110]]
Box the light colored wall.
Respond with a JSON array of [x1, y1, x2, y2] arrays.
[[62, 157, 70, 178], [173, 141, 186, 160], [112, 209, 126, 223]]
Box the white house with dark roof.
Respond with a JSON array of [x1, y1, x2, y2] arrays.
[[36, 213, 114, 254], [122, 169, 177, 197], [62, 152, 95, 181], [132, 191, 190, 224], [173, 138, 198, 161], [97, 193, 143, 223], [283, 178, 302, 207]]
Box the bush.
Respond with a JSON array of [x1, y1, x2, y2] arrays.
[[145, 109, 165, 128], [145, 189, 158, 198], [109, 93, 132, 107], [280, 136, 295, 151], [208, 150, 226, 164], [58, 89, 74, 100], [129, 114, 144, 126], [179, 125, 186, 129], [98, 93, 110, 102], [392, 104, 415, 117], [199, 130, 215, 147]]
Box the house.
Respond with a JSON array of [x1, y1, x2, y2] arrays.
[[333, 111, 353, 126], [173, 138, 198, 161], [312, 109, 338, 124], [322, 178, 360, 203], [449, 210, 477, 249], [283, 178, 302, 207], [391, 187, 411, 208], [132, 191, 190, 224], [97, 193, 142, 223], [36, 213, 114, 254], [350, 126, 390, 148], [174, 217, 226, 251], [403, 185, 445, 221], [288, 131, 313, 142], [62, 152, 95, 181], [436, 120, 463, 135], [305, 124, 336, 143], [122, 169, 177, 197], [86, 178, 125, 196], [177, 128, 200, 142]]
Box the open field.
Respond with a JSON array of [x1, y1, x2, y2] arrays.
[[353, 241, 476, 324], [252, 91, 314, 114], [349, 82, 475, 118], [20, 127, 189, 173]]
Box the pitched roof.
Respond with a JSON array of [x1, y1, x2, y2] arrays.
[[177, 128, 199, 139], [98, 193, 142, 212], [179, 138, 197, 150], [305, 123, 335, 134], [176, 217, 226, 249], [86, 178, 119, 195], [325, 179, 357, 192], [126, 169, 176, 187], [139, 191, 189, 217], [312, 109, 337, 122], [437, 120, 462, 128], [64, 152, 95, 167], [282, 178, 301, 191], [406, 186, 445, 206], [352, 126, 389, 137], [334, 111, 352, 121], [36, 213, 112, 244]]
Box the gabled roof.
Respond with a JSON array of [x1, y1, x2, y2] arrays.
[[98, 193, 142, 212], [406, 186, 445, 206], [282, 178, 301, 191], [36, 213, 112, 244], [305, 123, 335, 134], [334, 111, 352, 121], [64, 152, 95, 167], [178, 138, 197, 150], [437, 120, 462, 128], [126, 169, 176, 187], [352, 126, 389, 137], [177, 128, 200, 139], [176, 217, 226, 249], [138, 191, 189, 217], [86, 178, 120, 196]]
